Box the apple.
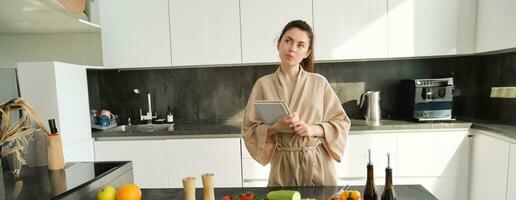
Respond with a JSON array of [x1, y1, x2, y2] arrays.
[[97, 186, 116, 200]]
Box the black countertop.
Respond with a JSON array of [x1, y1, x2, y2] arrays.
[[142, 185, 436, 200], [92, 121, 243, 140], [1, 161, 132, 200], [471, 122, 516, 143], [92, 119, 472, 141]]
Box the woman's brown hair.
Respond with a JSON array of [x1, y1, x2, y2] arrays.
[[278, 20, 315, 72]]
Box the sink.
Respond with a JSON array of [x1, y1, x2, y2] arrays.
[[106, 124, 174, 132]]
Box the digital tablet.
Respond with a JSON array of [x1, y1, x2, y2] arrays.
[[253, 100, 291, 124]]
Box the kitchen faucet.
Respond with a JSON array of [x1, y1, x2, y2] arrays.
[[133, 89, 157, 124]]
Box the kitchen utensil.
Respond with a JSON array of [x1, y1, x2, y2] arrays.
[[359, 91, 381, 124], [182, 177, 196, 200], [331, 185, 351, 198], [202, 173, 215, 200], [47, 119, 64, 170]]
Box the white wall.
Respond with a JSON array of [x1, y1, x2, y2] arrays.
[[0, 33, 102, 67]]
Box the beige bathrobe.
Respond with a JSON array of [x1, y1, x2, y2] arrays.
[[242, 66, 351, 187]]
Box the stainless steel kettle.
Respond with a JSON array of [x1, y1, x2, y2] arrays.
[[359, 91, 381, 124]]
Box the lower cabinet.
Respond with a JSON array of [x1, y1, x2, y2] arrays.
[[167, 138, 242, 188], [396, 130, 470, 200], [241, 129, 470, 200], [94, 140, 169, 188], [508, 144, 516, 200], [94, 138, 242, 188], [336, 134, 397, 178], [64, 138, 95, 162], [469, 130, 511, 200]]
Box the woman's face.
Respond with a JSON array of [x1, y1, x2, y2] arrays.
[[277, 27, 311, 68]]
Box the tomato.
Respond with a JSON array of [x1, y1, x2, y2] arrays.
[[246, 192, 255, 200]]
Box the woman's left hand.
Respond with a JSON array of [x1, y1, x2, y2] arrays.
[[290, 119, 322, 137]]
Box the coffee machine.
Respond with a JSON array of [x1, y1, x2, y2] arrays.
[[400, 77, 454, 121]]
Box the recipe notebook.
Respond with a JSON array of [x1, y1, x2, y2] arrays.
[[253, 100, 291, 124]]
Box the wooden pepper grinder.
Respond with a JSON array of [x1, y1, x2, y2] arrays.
[[47, 119, 64, 170]]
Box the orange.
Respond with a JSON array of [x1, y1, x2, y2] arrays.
[[340, 190, 361, 200], [116, 184, 142, 200]]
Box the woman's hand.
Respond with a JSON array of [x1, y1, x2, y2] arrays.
[[290, 114, 324, 137], [269, 114, 296, 134]]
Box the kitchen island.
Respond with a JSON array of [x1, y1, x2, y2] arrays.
[[1, 161, 133, 200], [141, 185, 437, 200]]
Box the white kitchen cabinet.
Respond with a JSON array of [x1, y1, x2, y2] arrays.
[[94, 140, 169, 188], [507, 144, 516, 200], [313, 0, 388, 60], [387, 0, 476, 57], [241, 139, 270, 187], [242, 129, 470, 199], [240, 0, 313, 64], [397, 130, 470, 178], [17, 62, 93, 165], [241, 158, 270, 180], [469, 130, 510, 200], [336, 133, 397, 178], [240, 134, 397, 186], [99, 0, 171, 68], [397, 130, 470, 200], [169, 0, 241, 66], [64, 139, 95, 162], [167, 138, 242, 188], [476, 0, 516, 52]]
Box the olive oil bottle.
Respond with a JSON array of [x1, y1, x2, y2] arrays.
[[381, 153, 396, 200], [363, 149, 378, 200]]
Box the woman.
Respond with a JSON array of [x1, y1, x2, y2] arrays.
[[242, 20, 351, 187]]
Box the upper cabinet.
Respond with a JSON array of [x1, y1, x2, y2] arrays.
[[99, 0, 171, 68], [476, 0, 516, 53], [313, 0, 388, 60], [96, 0, 488, 68], [387, 0, 476, 57], [169, 0, 241, 66], [240, 0, 313, 64]]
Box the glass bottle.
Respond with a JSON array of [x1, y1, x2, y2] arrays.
[[381, 153, 396, 200], [363, 149, 378, 200]]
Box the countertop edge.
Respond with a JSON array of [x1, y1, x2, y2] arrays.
[[87, 119, 515, 143], [94, 134, 242, 141], [93, 128, 474, 141], [470, 124, 516, 144]]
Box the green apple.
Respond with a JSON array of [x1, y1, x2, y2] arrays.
[[97, 186, 116, 200]]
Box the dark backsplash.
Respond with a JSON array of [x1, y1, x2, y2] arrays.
[[455, 52, 516, 125], [87, 51, 516, 126]]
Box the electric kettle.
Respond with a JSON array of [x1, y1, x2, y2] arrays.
[[359, 91, 382, 125]]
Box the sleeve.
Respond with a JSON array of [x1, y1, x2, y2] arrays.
[[241, 80, 276, 166], [318, 80, 351, 163]]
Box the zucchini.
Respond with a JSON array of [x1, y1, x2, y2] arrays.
[[266, 190, 301, 200]]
